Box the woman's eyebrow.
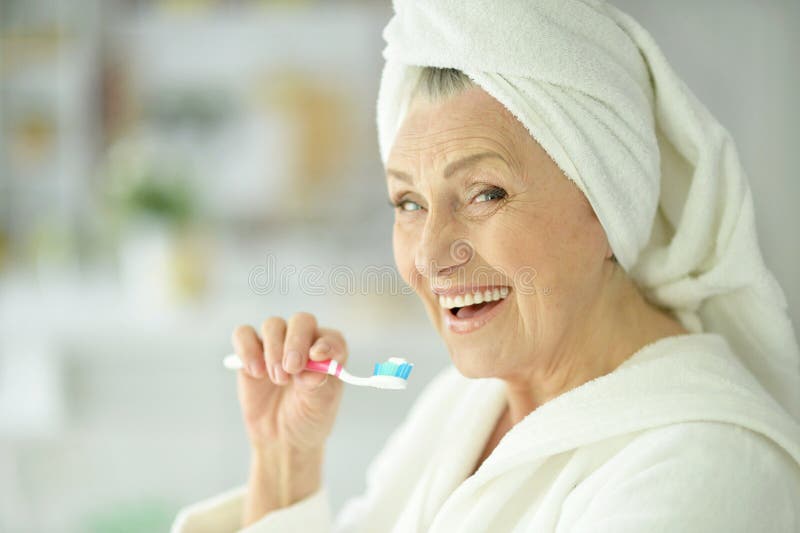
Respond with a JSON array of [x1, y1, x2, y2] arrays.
[[386, 151, 510, 183]]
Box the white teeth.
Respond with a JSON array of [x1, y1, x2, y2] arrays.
[[437, 287, 510, 309]]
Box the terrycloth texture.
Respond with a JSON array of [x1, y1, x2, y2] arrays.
[[376, 0, 800, 422], [171, 334, 800, 532], [170, 483, 330, 533]]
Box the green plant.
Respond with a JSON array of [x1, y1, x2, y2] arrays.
[[119, 168, 194, 226]]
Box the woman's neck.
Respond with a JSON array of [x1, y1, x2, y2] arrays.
[[502, 266, 689, 427]]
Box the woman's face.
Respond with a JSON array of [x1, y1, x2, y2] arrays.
[[386, 86, 614, 380]]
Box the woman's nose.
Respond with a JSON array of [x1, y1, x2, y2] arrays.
[[414, 216, 472, 278]]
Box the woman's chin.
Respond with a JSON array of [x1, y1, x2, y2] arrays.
[[448, 350, 497, 379]]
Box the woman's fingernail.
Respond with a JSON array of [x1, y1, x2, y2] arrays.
[[284, 350, 301, 372], [311, 341, 330, 355], [274, 364, 288, 384]]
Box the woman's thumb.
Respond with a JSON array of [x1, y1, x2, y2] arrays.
[[294, 370, 329, 391]]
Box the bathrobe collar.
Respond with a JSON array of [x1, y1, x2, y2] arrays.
[[394, 333, 800, 532]]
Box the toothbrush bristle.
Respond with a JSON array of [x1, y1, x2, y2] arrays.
[[373, 359, 414, 380]]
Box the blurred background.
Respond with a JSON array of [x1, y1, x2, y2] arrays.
[[0, 0, 798, 531]]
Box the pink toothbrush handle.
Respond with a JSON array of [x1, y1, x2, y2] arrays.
[[305, 358, 342, 377]]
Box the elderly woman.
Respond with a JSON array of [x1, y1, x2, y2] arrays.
[[172, 1, 800, 532]]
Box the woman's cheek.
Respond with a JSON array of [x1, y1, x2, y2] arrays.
[[393, 223, 417, 289]]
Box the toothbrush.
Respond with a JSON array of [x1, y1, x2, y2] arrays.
[[223, 354, 414, 390]]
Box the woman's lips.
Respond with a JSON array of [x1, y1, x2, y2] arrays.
[[443, 292, 510, 334]]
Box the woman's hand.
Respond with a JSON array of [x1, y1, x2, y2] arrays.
[[231, 312, 348, 455]]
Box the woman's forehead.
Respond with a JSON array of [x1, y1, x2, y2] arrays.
[[389, 89, 529, 171]]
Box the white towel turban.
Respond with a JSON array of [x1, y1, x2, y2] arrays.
[[376, 0, 800, 422]]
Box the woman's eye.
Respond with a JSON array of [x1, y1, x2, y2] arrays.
[[389, 198, 423, 212], [474, 186, 507, 203], [399, 200, 421, 211]]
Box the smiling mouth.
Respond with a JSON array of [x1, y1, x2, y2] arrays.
[[449, 299, 503, 319], [438, 287, 510, 321]]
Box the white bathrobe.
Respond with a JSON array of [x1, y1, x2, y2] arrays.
[[171, 332, 800, 532]]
